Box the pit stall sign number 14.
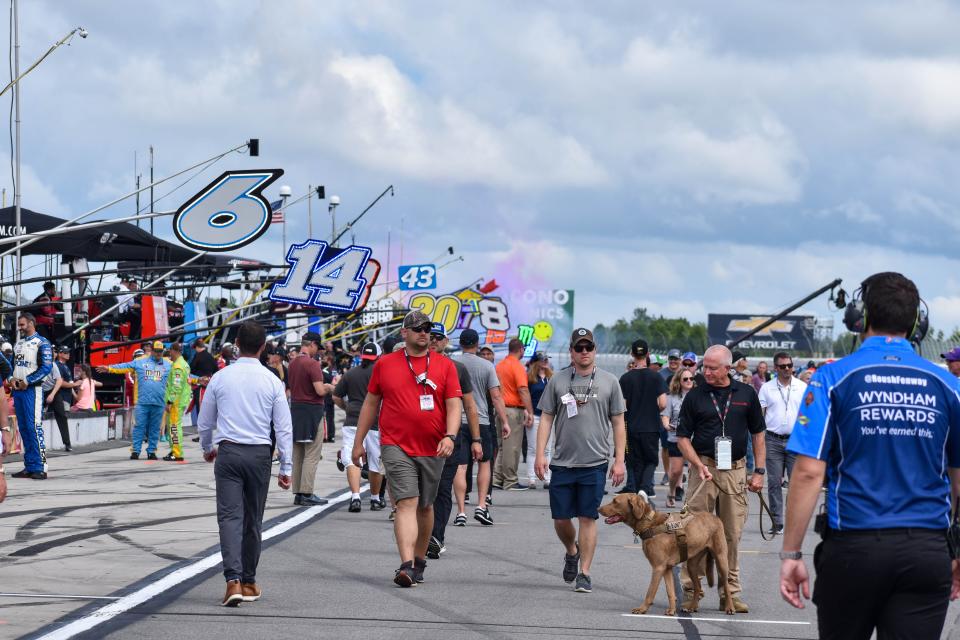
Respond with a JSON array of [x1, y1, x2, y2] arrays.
[[398, 264, 437, 291]]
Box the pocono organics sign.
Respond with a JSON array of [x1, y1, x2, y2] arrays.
[[707, 314, 815, 352]]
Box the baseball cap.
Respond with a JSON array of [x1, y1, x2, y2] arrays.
[[570, 327, 595, 345], [667, 348, 682, 359], [403, 310, 432, 329], [192, 338, 206, 348], [650, 354, 665, 366], [941, 347, 960, 362], [732, 351, 746, 364], [631, 339, 649, 358], [57, 345, 71, 353], [361, 342, 382, 361], [302, 332, 323, 346], [479, 344, 495, 353], [682, 352, 697, 364], [1, 342, 10, 351], [152, 340, 165, 351], [429, 322, 446, 337], [459, 328, 480, 347], [133, 349, 145, 358]]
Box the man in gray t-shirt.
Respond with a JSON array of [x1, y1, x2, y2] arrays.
[[534, 328, 626, 595], [454, 330, 510, 526]]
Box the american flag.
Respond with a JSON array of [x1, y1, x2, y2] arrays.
[[270, 199, 284, 224]]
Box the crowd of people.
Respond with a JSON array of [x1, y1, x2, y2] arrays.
[[4, 271, 960, 640]]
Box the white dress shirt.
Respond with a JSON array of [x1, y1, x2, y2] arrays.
[[198, 357, 293, 475], [758, 376, 808, 436]]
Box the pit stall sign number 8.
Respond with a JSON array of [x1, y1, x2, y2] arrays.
[[397, 264, 437, 291]]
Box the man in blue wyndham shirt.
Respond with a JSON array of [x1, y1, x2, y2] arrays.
[[7, 313, 53, 478], [780, 272, 960, 640]]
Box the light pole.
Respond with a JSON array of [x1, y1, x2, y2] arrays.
[[8, 9, 88, 304], [328, 195, 340, 246], [278, 185, 291, 262]]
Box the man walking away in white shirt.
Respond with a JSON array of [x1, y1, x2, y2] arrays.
[[757, 351, 806, 536], [199, 321, 293, 607]]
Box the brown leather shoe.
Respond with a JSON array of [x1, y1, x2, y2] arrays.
[[719, 596, 749, 613], [241, 582, 261, 602], [222, 580, 242, 607]]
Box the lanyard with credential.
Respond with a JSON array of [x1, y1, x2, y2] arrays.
[[776, 380, 792, 426], [570, 366, 597, 405], [709, 388, 733, 437], [404, 349, 431, 389]]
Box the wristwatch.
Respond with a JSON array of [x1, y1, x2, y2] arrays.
[[779, 550, 802, 560], [753, 467, 766, 475], [443, 434, 457, 443]]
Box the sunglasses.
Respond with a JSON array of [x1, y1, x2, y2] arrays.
[[430, 334, 446, 341], [682, 361, 696, 367], [408, 325, 433, 334], [681, 376, 694, 382], [776, 363, 794, 370], [572, 343, 595, 353]]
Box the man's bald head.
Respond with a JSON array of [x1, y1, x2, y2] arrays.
[[703, 345, 732, 386]]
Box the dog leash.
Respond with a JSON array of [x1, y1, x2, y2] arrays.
[[678, 473, 776, 541]]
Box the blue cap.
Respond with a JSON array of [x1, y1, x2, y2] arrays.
[[681, 352, 697, 363], [430, 322, 446, 337]]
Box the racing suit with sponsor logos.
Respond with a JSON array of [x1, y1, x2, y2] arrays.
[[10, 333, 53, 472]]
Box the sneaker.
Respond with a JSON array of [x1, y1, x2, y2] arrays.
[[370, 499, 385, 511], [426, 536, 445, 559], [474, 507, 493, 526], [29, 472, 47, 480], [508, 484, 529, 491], [147, 453, 158, 461], [191, 436, 200, 442], [768, 525, 784, 536], [393, 562, 416, 588], [336, 452, 345, 472], [413, 557, 427, 583], [660, 473, 669, 486], [615, 487, 634, 495], [563, 544, 580, 583], [64, 446, 72, 452], [486, 494, 493, 506], [574, 573, 592, 593], [222, 580, 243, 607], [675, 486, 685, 502], [389, 508, 396, 521], [453, 513, 467, 527], [11, 469, 31, 478], [543, 482, 550, 489], [348, 498, 362, 513], [162, 453, 184, 461], [240, 582, 261, 602], [464, 493, 470, 504], [129, 452, 140, 460]]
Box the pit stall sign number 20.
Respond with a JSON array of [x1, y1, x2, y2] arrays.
[[409, 293, 510, 335]]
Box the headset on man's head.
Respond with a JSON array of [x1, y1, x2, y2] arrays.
[[842, 274, 929, 344]]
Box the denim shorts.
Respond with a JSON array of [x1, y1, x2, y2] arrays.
[[548, 463, 608, 520]]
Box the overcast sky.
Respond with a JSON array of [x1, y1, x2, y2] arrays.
[[9, 1, 960, 333]]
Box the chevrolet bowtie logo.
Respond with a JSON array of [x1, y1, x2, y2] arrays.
[[726, 318, 795, 335]]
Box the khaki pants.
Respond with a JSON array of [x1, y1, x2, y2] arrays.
[[680, 456, 748, 598], [292, 438, 323, 495], [493, 407, 525, 489]]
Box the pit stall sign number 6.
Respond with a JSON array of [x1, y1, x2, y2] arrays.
[[398, 264, 437, 291], [270, 240, 381, 314]]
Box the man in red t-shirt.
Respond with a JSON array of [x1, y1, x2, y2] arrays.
[[288, 332, 334, 506], [352, 310, 462, 587]]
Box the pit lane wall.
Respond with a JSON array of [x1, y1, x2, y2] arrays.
[[34, 408, 130, 451]]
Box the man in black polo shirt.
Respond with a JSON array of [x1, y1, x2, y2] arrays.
[[619, 339, 667, 497], [676, 344, 765, 614]]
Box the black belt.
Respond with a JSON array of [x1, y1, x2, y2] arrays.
[[766, 431, 791, 440], [825, 527, 946, 539], [506, 405, 524, 409]]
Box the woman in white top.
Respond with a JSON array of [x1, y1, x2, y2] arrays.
[[660, 369, 695, 508]]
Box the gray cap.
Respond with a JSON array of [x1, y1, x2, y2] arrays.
[[403, 310, 432, 328], [667, 348, 682, 359]]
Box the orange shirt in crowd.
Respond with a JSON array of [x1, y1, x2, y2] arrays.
[[496, 354, 528, 407]]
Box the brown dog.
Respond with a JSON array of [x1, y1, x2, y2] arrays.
[[598, 493, 734, 616]]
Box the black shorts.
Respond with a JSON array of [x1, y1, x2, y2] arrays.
[[478, 423, 495, 462], [450, 432, 471, 466], [666, 441, 682, 457]]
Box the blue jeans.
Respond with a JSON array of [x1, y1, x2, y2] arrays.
[[133, 403, 165, 454]]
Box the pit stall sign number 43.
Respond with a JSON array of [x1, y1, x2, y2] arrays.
[[398, 264, 437, 291]]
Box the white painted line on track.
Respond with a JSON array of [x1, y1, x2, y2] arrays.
[[622, 614, 810, 625], [35, 487, 361, 640], [0, 593, 120, 601]]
